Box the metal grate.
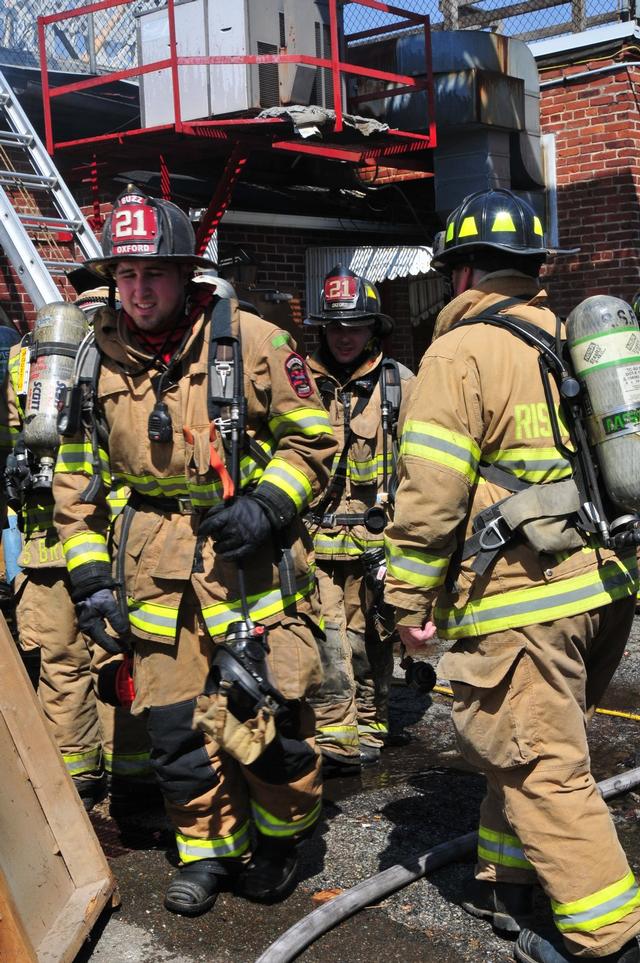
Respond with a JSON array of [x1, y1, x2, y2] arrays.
[[256, 40, 280, 108], [343, 0, 631, 46]]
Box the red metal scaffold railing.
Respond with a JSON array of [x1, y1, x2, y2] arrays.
[[38, 0, 436, 247]]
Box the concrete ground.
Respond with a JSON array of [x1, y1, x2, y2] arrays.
[[77, 618, 640, 963]]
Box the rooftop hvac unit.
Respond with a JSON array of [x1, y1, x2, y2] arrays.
[[136, 0, 333, 129]]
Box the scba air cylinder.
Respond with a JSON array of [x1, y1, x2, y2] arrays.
[[23, 301, 88, 453], [566, 294, 640, 512]]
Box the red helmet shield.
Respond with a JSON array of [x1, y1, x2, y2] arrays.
[[110, 191, 160, 257], [324, 272, 358, 311]]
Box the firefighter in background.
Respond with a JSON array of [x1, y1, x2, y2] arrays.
[[304, 266, 414, 773], [384, 188, 640, 963], [52, 187, 336, 917], [3, 281, 153, 813]]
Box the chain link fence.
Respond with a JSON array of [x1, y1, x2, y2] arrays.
[[344, 0, 632, 45], [0, 0, 634, 75], [0, 0, 161, 72]]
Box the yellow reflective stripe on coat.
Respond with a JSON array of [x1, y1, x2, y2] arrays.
[[346, 452, 392, 486], [128, 598, 179, 638], [63, 531, 110, 571], [400, 420, 480, 483], [258, 456, 312, 511], [63, 746, 101, 776], [358, 721, 388, 735], [435, 554, 639, 639], [56, 442, 111, 482], [552, 871, 640, 933], [477, 825, 533, 871], [316, 724, 360, 749], [202, 576, 314, 639], [482, 447, 572, 484], [103, 749, 153, 777], [313, 531, 384, 558], [385, 538, 449, 589], [251, 799, 321, 838], [269, 407, 333, 442], [176, 822, 251, 863]]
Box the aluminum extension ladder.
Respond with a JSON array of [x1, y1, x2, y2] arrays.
[[0, 69, 101, 309]]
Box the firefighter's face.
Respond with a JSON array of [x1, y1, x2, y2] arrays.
[[325, 321, 374, 365], [114, 260, 188, 331]]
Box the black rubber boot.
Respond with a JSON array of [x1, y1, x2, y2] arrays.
[[359, 743, 382, 767], [164, 857, 243, 917], [107, 775, 164, 817], [516, 929, 640, 963], [73, 774, 107, 812], [461, 879, 535, 935], [240, 838, 299, 904], [321, 750, 361, 779]]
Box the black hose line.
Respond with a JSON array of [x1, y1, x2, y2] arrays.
[[256, 765, 640, 963]]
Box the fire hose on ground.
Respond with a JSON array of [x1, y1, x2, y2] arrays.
[[256, 766, 640, 963]]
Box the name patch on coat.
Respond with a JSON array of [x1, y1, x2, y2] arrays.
[[285, 353, 313, 398]]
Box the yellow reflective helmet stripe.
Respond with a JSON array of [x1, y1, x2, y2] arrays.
[[491, 211, 517, 233], [445, 221, 455, 243], [533, 216, 544, 237], [458, 216, 479, 239]]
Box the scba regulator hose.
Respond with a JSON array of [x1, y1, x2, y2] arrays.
[[256, 766, 640, 963]]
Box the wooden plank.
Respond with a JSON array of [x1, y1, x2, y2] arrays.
[[0, 612, 113, 889], [0, 862, 38, 962], [0, 611, 117, 961]]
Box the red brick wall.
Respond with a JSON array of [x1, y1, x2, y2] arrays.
[[539, 51, 640, 316], [220, 224, 418, 369]]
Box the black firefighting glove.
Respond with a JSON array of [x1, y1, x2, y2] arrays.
[[76, 589, 131, 656], [199, 486, 297, 562], [70, 567, 131, 656]]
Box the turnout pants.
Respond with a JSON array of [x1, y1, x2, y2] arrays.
[[310, 559, 394, 760], [15, 568, 151, 784], [130, 591, 322, 864], [440, 597, 640, 958]]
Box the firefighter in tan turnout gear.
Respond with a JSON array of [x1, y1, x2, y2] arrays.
[[304, 266, 414, 773], [52, 186, 336, 917], [384, 188, 640, 962], [3, 281, 152, 813]]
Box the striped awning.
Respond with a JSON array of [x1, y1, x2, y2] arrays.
[[305, 245, 434, 314]]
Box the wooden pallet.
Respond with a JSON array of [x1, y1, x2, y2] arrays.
[[0, 611, 117, 962]]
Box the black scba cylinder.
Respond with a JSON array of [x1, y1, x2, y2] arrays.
[[566, 295, 640, 513]]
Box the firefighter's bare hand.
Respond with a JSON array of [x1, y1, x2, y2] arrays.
[[397, 621, 437, 655]]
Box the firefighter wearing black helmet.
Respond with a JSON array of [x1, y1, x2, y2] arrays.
[[52, 187, 337, 917], [385, 189, 640, 962], [305, 265, 414, 774]]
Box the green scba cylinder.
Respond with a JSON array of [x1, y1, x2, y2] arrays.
[[23, 301, 88, 453], [566, 295, 640, 513]]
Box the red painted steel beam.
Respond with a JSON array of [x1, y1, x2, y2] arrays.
[[194, 144, 250, 255]]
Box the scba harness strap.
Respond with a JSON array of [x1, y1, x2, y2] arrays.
[[309, 357, 403, 531], [450, 300, 598, 576]]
